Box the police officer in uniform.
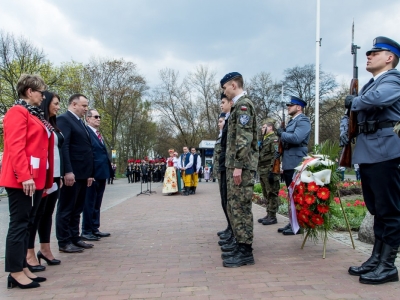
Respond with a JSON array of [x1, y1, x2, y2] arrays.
[[276, 96, 311, 235], [341, 36, 400, 285], [220, 72, 258, 268], [257, 119, 280, 226]]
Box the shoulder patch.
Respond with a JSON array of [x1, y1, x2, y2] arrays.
[[239, 114, 250, 125], [240, 106, 247, 111]]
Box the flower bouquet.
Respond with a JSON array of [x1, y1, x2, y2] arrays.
[[288, 141, 355, 257]]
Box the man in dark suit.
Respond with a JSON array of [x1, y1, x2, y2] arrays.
[[56, 94, 94, 253], [81, 109, 113, 241]]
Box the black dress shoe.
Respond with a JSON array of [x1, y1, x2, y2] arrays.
[[278, 223, 291, 233], [59, 243, 84, 253], [28, 276, 46, 282], [81, 233, 101, 241], [37, 251, 61, 265], [27, 262, 46, 273], [73, 240, 94, 249], [7, 274, 40, 289], [93, 231, 111, 237], [282, 228, 295, 235]]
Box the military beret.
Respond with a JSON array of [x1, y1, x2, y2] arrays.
[[366, 36, 400, 58], [219, 112, 226, 118], [286, 96, 307, 108], [220, 72, 242, 88]]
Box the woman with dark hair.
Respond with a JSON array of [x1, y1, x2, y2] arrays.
[[26, 91, 63, 271], [0, 74, 54, 289]]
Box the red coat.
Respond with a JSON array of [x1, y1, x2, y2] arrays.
[[0, 105, 54, 190]]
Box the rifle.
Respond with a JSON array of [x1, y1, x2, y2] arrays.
[[272, 118, 285, 174], [339, 21, 360, 168]]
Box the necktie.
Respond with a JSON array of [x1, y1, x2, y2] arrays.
[[96, 130, 103, 143]]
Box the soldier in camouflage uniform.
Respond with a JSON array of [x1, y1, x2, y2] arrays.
[[257, 119, 280, 226], [220, 72, 259, 268], [213, 117, 223, 183]]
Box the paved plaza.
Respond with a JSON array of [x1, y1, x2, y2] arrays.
[[0, 179, 399, 299]]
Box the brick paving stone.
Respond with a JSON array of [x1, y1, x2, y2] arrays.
[[1, 180, 400, 299]]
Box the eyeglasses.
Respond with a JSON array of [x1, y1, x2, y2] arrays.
[[91, 115, 101, 119], [32, 89, 45, 97]]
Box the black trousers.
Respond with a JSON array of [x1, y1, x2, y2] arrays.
[[82, 179, 106, 235], [28, 178, 60, 248], [219, 170, 231, 229], [283, 169, 295, 188], [360, 158, 400, 247], [56, 179, 88, 247], [5, 188, 43, 272]]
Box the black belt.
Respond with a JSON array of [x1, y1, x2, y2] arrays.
[[377, 121, 397, 128], [357, 121, 397, 135]]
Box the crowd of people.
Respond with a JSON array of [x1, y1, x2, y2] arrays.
[[2, 35, 400, 290], [1, 75, 112, 289], [214, 35, 400, 286]]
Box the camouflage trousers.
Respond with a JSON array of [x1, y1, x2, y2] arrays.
[[259, 174, 280, 218], [226, 168, 255, 244]]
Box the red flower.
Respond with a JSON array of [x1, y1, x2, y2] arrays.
[[294, 194, 304, 205], [311, 214, 324, 226], [334, 197, 340, 204], [295, 182, 305, 195], [317, 187, 330, 200], [361, 202, 366, 207], [347, 202, 351, 207], [278, 190, 288, 197], [304, 193, 316, 205], [298, 211, 309, 223], [317, 204, 329, 214], [342, 182, 350, 188], [307, 181, 319, 192], [300, 207, 313, 216]]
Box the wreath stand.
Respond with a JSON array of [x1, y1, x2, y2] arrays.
[[300, 189, 355, 258]]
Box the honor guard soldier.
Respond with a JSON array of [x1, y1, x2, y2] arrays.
[[220, 72, 258, 268], [341, 36, 400, 285], [276, 96, 311, 235], [257, 119, 280, 226]]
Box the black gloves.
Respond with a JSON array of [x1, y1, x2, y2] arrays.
[[345, 95, 355, 109], [268, 172, 275, 184], [276, 128, 284, 137]]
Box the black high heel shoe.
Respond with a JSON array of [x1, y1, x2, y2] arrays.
[[27, 262, 46, 272], [28, 276, 46, 282], [7, 274, 40, 289], [37, 251, 61, 265]]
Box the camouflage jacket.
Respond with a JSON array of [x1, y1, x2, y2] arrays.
[[213, 136, 221, 177], [226, 95, 259, 170], [258, 132, 278, 175]]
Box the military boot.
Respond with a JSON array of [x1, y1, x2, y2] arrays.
[[219, 229, 232, 240], [217, 227, 230, 237], [218, 232, 233, 246], [221, 244, 238, 259], [262, 216, 277, 225], [257, 214, 268, 223], [223, 243, 255, 268], [220, 236, 237, 252], [349, 239, 382, 276], [359, 243, 399, 285]]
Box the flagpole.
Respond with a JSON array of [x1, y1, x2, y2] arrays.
[[315, 0, 321, 145]]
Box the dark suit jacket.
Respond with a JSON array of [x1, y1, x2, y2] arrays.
[[87, 126, 113, 180], [57, 111, 94, 179]]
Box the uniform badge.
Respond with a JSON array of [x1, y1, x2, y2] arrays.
[[239, 114, 250, 125], [240, 106, 248, 111]]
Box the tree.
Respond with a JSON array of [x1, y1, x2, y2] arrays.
[[246, 72, 282, 124], [281, 64, 337, 126], [0, 31, 60, 114]]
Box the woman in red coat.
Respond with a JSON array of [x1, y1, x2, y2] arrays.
[[0, 74, 54, 289]]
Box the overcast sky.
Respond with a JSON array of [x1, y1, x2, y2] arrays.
[[1, 0, 400, 90]]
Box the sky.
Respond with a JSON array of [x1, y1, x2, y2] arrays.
[[1, 0, 400, 91]]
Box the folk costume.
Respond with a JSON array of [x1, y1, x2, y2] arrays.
[[178, 152, 193, 196], [162, 157, 178, 194]]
